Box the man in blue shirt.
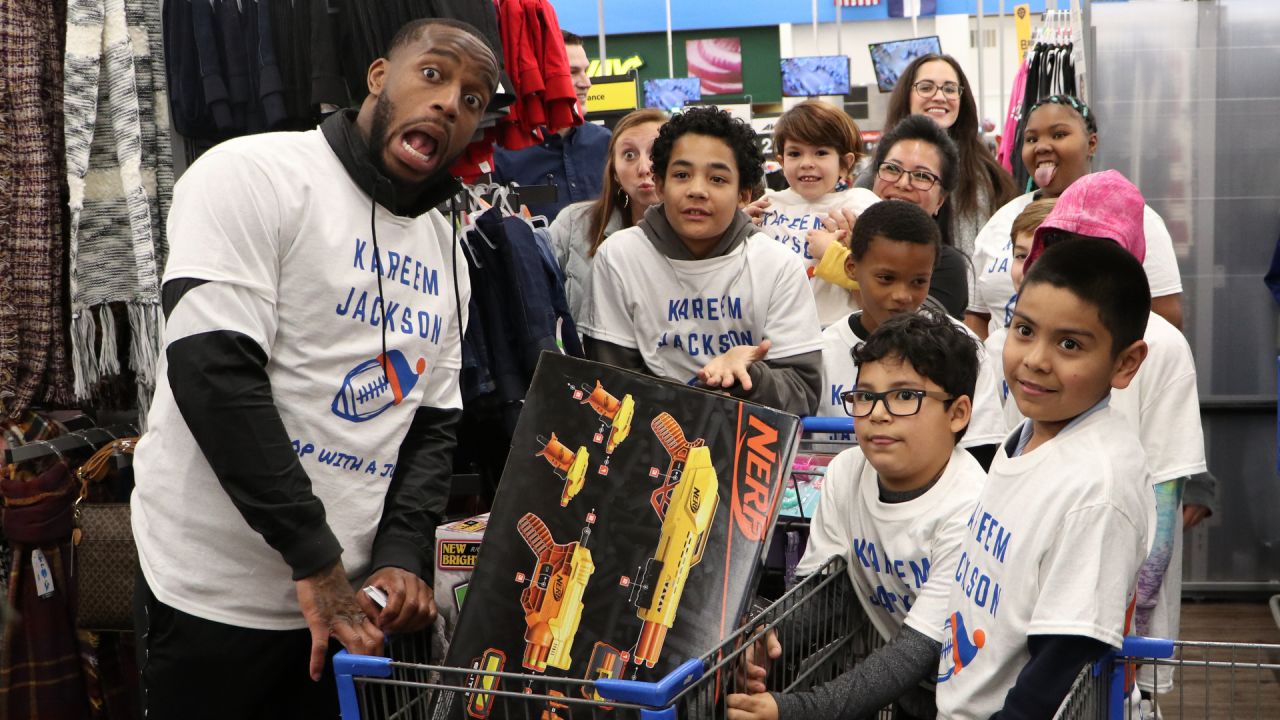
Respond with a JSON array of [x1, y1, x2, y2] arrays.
[[492, 30, 611, 221]]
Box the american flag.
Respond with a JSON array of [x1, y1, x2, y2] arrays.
[[837, 0, 880, 6]]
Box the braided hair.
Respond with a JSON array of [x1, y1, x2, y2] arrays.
[[1028, 94, 1098, 135]]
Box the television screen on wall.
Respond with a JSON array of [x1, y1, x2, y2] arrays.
[[869, 36, 943, 92], [643, 78, 703, 109], [780, 56, 851, 97]]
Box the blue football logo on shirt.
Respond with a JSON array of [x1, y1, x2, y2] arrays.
[[937, 611, 986, 683], [331, 349, 426, 422]]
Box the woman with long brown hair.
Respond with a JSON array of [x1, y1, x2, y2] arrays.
[[857, 53, 1017, 257], [547, 108, 666, 325]]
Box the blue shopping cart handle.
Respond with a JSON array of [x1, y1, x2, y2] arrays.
[[333, 649, 393, 679], [594, 658, 704, 707], [1119, 636, 1175, 659], [801, 417, 854, 434]]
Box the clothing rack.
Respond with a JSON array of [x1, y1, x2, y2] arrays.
[[3, 424, 138, 465], [460, 179, 559, 212]]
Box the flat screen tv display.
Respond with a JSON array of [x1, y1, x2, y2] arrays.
[[869, 36, 943, 92], [780, 56, 851, 97], [643, 78, 702, 109]]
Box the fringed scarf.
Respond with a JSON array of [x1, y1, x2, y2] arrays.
[[63, 0, 172, 424]]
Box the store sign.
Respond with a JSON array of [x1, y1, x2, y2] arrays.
[[1014, 4, 1032, 63], [588, 55, 645, 78], [587, 75, 639, 113]]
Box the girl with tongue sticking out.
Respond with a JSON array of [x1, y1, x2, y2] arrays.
[[964, 95, 1185, 341]]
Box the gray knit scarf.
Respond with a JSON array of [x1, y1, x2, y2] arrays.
[[63, 0, 172, 422]]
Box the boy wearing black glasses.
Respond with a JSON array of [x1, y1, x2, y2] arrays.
[[727, 310, 985, 720]]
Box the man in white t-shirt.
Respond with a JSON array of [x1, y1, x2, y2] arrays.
[[581, 107, 823, 416], [936, 237, 1155, 719], [727, 311, 986, 720], [131, 20, 498, 719]]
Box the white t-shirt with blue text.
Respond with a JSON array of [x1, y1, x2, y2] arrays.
[[758, 187, 880, 327], [582, 226, 824, 385], [797, 445, 986, 644], [934, 406, 1154, 719]]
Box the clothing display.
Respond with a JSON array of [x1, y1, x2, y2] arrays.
[[0, 0, 75, 417], [64, 0, 172, 417]]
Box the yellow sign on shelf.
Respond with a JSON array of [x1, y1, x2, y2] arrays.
[[587, 76, 639, 113], [1015, 4, 1033, 63]]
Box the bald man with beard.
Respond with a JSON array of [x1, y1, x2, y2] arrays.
[[130, 20, 498, 718]]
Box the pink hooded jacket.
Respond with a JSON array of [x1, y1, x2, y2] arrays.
[[1026, 169, 1147, 271]]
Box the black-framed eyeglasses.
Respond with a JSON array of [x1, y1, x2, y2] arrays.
[[839, 388, 955, 418], [877, 161, 941, 191], [911, 80, 963, 99]]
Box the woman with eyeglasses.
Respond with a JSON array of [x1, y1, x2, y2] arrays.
[[856, 53, 1018, 258], [816, 114, 972, 319]]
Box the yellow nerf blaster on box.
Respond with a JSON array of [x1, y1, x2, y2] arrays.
[[630, 413, 720, 668], [580, 380, 635, 453], [515, 512, 595, 672], [535, 433, 590, 506]]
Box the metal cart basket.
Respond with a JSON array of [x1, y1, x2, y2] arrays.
[[1057, 636, 1280, 719], [334, 553, 884, 719]]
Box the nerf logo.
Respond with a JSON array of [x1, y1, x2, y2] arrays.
[[553, 575, 565, 602], [689, 487, 702, 514], [733, 415, 779, 542]]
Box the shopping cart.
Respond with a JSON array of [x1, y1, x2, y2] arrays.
[[333, 554, 884, 719], [1057, 636, 1280, 719]]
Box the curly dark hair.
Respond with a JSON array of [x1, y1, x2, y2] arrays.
[[651, 106, 765, 191], [852, 310, 980, 440]]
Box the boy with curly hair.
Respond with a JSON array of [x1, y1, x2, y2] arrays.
[[581, 107, 823, 415]]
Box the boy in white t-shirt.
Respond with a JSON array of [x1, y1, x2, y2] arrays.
[[746, 100, 879, 326], [1017, 172, 1208, 706], [581, 107, 824, 416], [935, 234, 1155, 719], [816, 200, 1006, 468], [727, 311, 987, 720]]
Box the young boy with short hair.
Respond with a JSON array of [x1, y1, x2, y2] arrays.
[[1021, 171, 1208, 707], [726, 311, 987, 720], [581, 107, 824, 416], [817, 200, 1006, 465], [935, 236, 1156, 719]]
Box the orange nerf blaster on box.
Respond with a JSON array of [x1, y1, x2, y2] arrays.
[[628, 413, 720, 668], [580, 380, 635, 453], [515, 513, 595, 672]]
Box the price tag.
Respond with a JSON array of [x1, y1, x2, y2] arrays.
[[32, 549, 55, 598]]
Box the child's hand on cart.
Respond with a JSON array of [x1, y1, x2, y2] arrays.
[[736, 626, 781, 693], [726, 688, 779, 720], [355, 566, 439, 634], [297, 560, 385, 681]]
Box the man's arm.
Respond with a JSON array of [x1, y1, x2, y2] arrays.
[[991, 634, 1110, 719], [163, 279, 342, 580], [357, 405, 461, 633]]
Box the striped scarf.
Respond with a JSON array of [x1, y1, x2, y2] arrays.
[[63, 0, 172, 423]]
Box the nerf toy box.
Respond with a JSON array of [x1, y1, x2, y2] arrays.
[[437, 353, 801, 717], [431, 513, 489, 662]]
